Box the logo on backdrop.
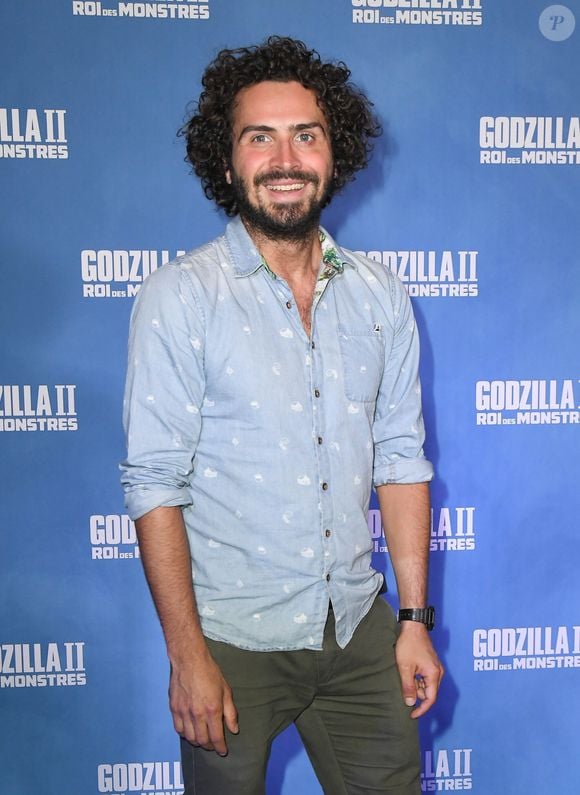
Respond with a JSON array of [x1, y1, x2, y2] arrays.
[[368, 506, 476, 552], [475, 379, 580, 426], [97, 761, 183, 794], [473, 626, 580, 672], [357, 250, 478, 298], [368, 510, 388, 553], [81, 249, 185, 298], [72, 0, 209, 21], [0, 108, 67, 160], [480, 116, 580, 165], [539, 5, 575, 41], [90, 514, 140, 560], [351, 0, 483, 26], [0, 385, 78, 432], [0, 642, 86, 688], [421, 748, 473, 791], [430, 506, 476, 552]]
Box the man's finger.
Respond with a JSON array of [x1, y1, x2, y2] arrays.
[[410, 666, 444, 718], [223, 690, 239, 735], [190, 711, 215, 751], [177, 714, 201, 747], [410, 679, 437, 718], [415, 676, 427, 700], [172, 714, 185, 737], [206, 712, 228, 756]]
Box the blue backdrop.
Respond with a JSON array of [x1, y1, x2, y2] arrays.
[[1, 2, 579, 793]]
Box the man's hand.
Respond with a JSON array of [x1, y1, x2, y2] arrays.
[[170, 650, 239, 756], [395, 622, 444, 719], [133, 507, 238, 755]]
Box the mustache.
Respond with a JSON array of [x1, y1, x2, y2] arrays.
[[254, 170, 320, 187]]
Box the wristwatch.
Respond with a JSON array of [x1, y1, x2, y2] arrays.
[[397, 606, 435, 631]]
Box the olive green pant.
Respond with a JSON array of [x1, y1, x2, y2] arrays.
[[181, 597, 420, 794]]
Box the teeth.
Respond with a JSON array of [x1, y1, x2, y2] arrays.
[[267, 183, 304, 192]]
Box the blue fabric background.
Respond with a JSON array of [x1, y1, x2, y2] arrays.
[[1, 2, 579, 792]]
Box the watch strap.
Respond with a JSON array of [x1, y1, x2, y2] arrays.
[[397, 606, 435, 631]]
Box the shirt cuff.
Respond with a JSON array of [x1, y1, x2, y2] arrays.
[[373, 457, 434, 487], [124, 486, 193, 521]]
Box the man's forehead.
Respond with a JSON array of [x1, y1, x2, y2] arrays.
[[231, 80, 326, 127]]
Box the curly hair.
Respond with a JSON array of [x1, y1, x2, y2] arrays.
[[179, 36, 382, 216]]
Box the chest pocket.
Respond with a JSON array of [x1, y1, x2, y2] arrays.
[[337, 325, 385, 403]]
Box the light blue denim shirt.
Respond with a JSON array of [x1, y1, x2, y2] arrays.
[[121, 217, 433, 651]]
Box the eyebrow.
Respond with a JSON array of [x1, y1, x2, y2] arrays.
[[237, 121, 327, 142]]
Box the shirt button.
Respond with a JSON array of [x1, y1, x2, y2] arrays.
[[317, 436, 323, 445], [326, 574, 331, 582], [322, 482, 329, 491], [325, 529, 331, 538], [314, 389, 320, 398], [286, 300, 292, 309], [311, 341, 316, 350]]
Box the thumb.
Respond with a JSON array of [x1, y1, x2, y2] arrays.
[[400, 669, 417, 707]]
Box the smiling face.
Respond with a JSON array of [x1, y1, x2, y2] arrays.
[[226, 81, 334, 241]]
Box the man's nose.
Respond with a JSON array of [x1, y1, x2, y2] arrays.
[[270, 137, 300, 171]]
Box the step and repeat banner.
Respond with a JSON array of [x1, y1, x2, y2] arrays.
[[1, 2, 579, 793]]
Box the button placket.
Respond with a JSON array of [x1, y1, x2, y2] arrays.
[[310, 330, 334, 588]]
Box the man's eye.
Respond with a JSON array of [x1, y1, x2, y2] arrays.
[[251, 134, 270, 143], [297, 133, 314, 142]]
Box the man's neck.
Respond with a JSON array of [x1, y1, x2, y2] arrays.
[[242, 219, 323, 286]]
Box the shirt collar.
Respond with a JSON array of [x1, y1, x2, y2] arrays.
[[224, 215, 357, 278]]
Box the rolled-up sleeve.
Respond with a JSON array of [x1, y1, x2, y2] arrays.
[[372, 277, 434, 486], [120, 264, 206, 520]]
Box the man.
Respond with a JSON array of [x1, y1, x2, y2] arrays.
[[121, 36, 443, 795]]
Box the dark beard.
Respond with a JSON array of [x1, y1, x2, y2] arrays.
[[231, 169, 331, 243]]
